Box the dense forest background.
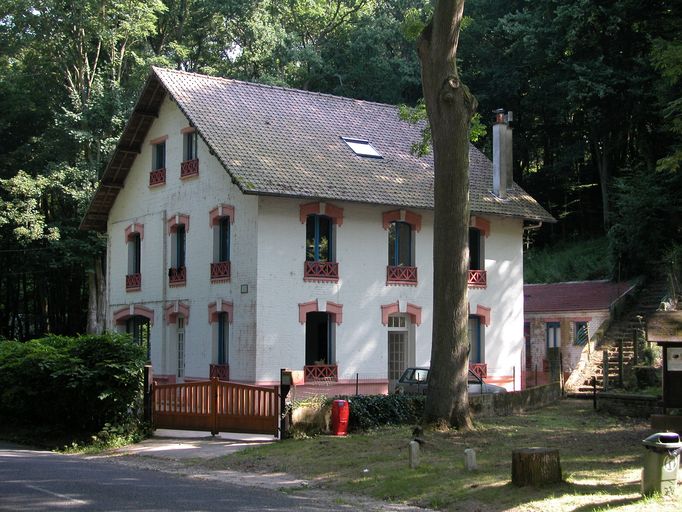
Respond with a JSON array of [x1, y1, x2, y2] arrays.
[[1, 0, 680, 339]]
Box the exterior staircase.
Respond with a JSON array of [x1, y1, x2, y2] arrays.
[[567, 277, 669, 397]]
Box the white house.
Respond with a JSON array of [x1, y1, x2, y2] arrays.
[[81, 67, 554, 393]]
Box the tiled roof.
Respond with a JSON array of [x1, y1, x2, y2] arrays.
[[81, 67, 555, 231], [524, 280, 636, 314]]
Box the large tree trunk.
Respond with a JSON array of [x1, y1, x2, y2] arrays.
[[418, 0, 477, 429], [86, 256, 106, 334]]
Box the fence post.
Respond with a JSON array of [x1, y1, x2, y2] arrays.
[[211, 377, 219, 436], [592, 376, 597, 410], [602, 350, 609, 390], [618, 339, 624, 387], [143, 364, 152, 424], [559, 352, 564, 395], [355, 373, 359, 396], [534, 364, 538, 387], [512, 366, 516, 392]]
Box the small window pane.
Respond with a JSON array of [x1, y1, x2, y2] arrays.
[[153, 142, 166, 170]]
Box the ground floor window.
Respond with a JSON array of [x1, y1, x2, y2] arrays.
[[305, 312, 335, 365], [575, 321, 589, 346], [126, 316, 150, 360], [469, 315, 483, 363], [546, 322, 561, 348], [217, 312, 229, 364]]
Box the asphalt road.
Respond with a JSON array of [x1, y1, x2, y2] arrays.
[[0, 442, 349, 511]]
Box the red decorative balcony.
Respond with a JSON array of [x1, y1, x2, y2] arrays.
[[386, 265, 418, 285], [125, 273, 141, 291], [180, 159, 199, 178], [469, 363, 488, 379], [210, 261, 231, 282], [304, 364, 338, 382], [468, 269, 487, 288], [168, 266, 186, 286], [149, 167, 166, 186], [209, 363, 229, 381], [304, 261, 339, 282]]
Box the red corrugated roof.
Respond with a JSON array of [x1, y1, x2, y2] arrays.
[[524, 280, 635, 313]]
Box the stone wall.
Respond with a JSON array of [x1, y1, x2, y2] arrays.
[[469, 383, 561, 417], [596, 392, 663, 418]]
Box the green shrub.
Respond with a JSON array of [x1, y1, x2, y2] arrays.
[[0, 333, 146, 435], [341, 394, 425, 431], [524, 237, 613, 283]]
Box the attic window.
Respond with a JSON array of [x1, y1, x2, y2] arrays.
[[341, 137, 382, 159]]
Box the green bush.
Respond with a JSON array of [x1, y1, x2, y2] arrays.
[[524, 237, 613, 283], [343, 394, 425, 431], [0, 333, 146, 435]]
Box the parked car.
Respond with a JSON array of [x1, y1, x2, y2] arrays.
[[395, 367, 507, 395]]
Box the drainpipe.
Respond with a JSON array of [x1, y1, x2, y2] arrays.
[[161, 209, 168, 375], [492, 109, 513, 199]]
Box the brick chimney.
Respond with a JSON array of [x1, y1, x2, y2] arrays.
[[492, 109, 513, 199]]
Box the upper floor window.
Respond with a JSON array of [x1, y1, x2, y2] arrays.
[[180, 129, 199, 178], [168, 214, 189, 286], [304, 214, 338, 281], [468, 227, 486, 288], [211, 216, 231, 282], [306, 214, 333, 263], [184, 131, 197, 161], [389, 221, 412, 266], [149, 136, 167, 186], [383, 210, 420, 285], [125, 224, 143, 291], [153, 141, 166, 170]]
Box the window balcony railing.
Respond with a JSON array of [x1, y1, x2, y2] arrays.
[[304, 261, 339, 282], [149, 167, 166, 186], [468, 269, 487, 288], [386, 265, 418, 285], [469, 363, 488, 379], [210, 261, 231, 282], [209, 363, 229, 381], [168, 266, 186, 286], [304, 364, 338, 382], [125, 273, 141, 291], [180, 159, 199, 179]]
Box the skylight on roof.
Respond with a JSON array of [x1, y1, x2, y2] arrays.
[[341, 137, 383, 159]]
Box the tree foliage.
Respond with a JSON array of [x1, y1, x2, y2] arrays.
[[0, 0, 680, 338]]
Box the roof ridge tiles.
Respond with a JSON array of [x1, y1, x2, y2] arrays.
[[152, 66, 401, 111]]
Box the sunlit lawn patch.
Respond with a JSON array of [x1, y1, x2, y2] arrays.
[[206, 400, 681, 511]]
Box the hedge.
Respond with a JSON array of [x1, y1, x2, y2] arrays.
[[0, 333, 146, 434], [343, 394, 426, 431]]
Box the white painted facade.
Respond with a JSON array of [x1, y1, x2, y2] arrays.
[[106, 97, 526, 391]]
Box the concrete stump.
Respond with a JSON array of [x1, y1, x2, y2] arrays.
[[511, 447, 562, 486]]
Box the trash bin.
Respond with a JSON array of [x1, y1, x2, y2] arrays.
[[641, 432, 682, 496], [331, 399, 349, 436]]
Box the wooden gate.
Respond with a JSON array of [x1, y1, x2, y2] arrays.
[[152, 378, 279, 436]]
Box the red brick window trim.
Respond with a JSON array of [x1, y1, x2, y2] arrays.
[[209, 204, 235, 226], [382, 209, 422, 232], [208, 300, 234, 324], [298, 300, 343, 325], [475, 305, 491, 327], [299, 202, 344, 226], [124, 223, 144, 243], [181, 126, 196, 134], [380, 301, 422, 326], [470, 216, 490, 238], [167, 214, 190, 234], [165, 301, 190, 325], [149, 135, 168, 145], [113, 305, 155, 325]]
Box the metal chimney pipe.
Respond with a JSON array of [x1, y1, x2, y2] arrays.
[[492, 109, 513, 199]]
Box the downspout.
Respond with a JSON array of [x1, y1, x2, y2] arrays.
[[161, 209, 168, 375]]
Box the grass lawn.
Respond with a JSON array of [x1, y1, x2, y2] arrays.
[[205, 399, 681, 511]]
